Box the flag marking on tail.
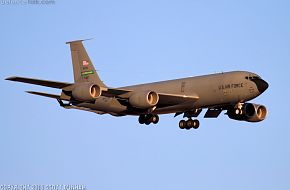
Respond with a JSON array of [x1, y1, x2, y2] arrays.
[[82, 60, 89, 66]]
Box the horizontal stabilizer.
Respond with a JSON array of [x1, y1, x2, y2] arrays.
[[6, 76, 72, 89]]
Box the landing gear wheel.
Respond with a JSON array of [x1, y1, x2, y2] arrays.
[[138, 114, 146, 124], [179, 118, 200, 130], [152, 115, 159, 124], [144, 114, 152, 125], [145, 120, 151, 125], [179, 120, 186, 129], [192, 119, 200, 129], [186, 119, 195, 129]]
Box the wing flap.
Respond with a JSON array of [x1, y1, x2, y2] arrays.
[[204, 108, 222, 118], [155, 99, 198, 114], [158, 93, 199, 105], [6, 76, 72, 89]]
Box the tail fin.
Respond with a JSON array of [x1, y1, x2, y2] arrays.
[[66, 39, 107, 87]]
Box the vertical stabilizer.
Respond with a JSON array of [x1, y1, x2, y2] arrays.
[[66, 39, 106, 87]]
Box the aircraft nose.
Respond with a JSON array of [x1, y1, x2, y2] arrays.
[[253, 79, 269, 93]]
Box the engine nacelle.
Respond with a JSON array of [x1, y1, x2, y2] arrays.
[[129, 90, 159, 109], [228, 103, 267, 122], [72, 83, 102, 101]]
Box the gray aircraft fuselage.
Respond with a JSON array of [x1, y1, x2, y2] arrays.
[[78, 71, 268, 116], [6, 40, 269, 129]]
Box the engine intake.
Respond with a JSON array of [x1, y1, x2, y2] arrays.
[[72, 83, 102, 101], [228, 103, 267, 122], [129, 90, 159, 109]]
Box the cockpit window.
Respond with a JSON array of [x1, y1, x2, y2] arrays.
[[245, 75, 261, 80], [253, 76, 260, 79]]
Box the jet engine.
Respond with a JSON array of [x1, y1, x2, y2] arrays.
[[227, 103, 267, 122], [129, 90, 159, 109], [72, 83, 102, 101]]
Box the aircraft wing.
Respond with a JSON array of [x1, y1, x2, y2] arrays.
[[103, 88, 199, 107], [7, 76, 199, 108], [6, 76, 72, 89]]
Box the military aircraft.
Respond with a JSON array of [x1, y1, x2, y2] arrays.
[[6, 40, 269, 129]]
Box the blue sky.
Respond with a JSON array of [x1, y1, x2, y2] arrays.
[[1, 0, 290, 189]]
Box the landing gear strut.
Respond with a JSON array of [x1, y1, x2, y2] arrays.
[[139, 114, 159, 125], [179, 119, 200, 130], [57, 99, 71, 108]]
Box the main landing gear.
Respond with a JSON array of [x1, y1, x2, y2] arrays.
[[138, 114, 159, 125], [177, 109, 201, 130], [138, 111, 200, 129], [179, 119, 200, 130]]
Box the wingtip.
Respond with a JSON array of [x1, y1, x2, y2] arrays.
[[26, 91, 38, 96], [5, 76, 16, 81]]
